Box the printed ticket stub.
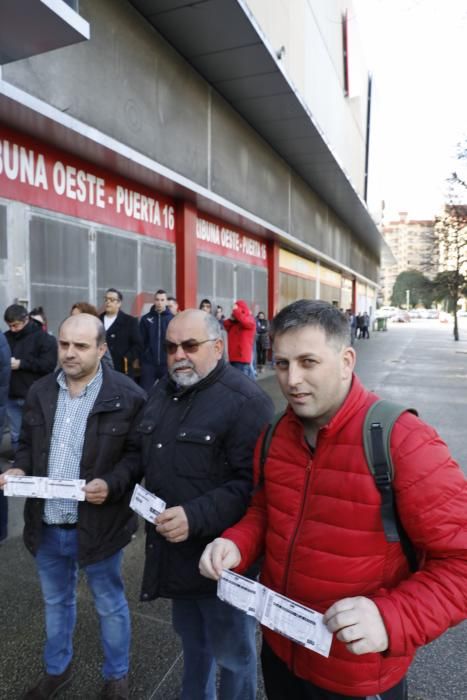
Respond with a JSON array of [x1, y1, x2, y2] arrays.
[[4, 475, 86, 500], [217, 569, 258, 617], [130, 483, 166, 523], [260, 589, 333, 657], [217, 571, 332, 657]]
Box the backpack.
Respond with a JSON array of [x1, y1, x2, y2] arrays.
[[258, 399, 419, 572]]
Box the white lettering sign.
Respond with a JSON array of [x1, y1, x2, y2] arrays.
[[0, 140, 48, 190], [0, 135, 175, 232], [196, 218, 267, 261]]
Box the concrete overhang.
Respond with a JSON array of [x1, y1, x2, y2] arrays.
[[128, 0, 383, 261], [0, 0, 90, 65], [0, 79, 378, 287]]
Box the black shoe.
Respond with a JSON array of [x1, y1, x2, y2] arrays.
[[100, 675, 129, 700], [23, 664, 72, 699]]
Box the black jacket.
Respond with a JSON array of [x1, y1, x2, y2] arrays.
[[139, 360, 274, 601], [5, 321, 57, 398], [15, 364, 146, 566], [139, 306, 173, 368], [100, 310, 143, 378], [0, 333, 10, 412]]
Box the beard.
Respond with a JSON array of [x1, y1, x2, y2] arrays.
[[169, 359, 201, 387]]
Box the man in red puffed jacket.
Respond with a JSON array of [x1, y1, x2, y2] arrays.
[[224, 299, 256, 379], [200, 299, 467, 700]]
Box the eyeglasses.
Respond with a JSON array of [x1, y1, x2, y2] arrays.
[[104, 296, 120, 303], [164, 338, 216, 355]]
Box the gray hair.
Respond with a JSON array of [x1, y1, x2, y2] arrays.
[[271, 299, 351, 349], [203, 311, 222, 340]]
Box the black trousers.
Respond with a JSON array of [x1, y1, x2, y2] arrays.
[[261, 640, 408, 700]]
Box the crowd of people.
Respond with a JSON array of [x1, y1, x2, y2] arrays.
[[0, 296, 465, 700]]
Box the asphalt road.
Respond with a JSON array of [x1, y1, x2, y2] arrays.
[[0, 319, 466, 699]]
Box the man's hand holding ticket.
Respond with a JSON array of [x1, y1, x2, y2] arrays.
[[217, 570, 333, 658], [130, 483, 166, 523]]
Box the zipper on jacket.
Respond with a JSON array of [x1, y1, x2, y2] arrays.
[[282, 457, 313, 596], [157, 313, 161, 365], [279, 452, 314, 675]]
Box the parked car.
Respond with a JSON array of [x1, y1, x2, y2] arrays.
[[391, 311, 411, 323], [420, 309, 439, 319], [376, 306, 398, 318]]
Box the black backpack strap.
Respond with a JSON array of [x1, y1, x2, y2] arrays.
[[363, 399, 419, 572], [254, 410, 286, 491]]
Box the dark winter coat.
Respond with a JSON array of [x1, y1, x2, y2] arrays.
[[139, 359, 274, 601], [255, 317, 271, 350], [5, 321, 57, 399], [0, 333, 11, 422], [99, 310, 143, 378], [15, 364, 146, 566], [139, 306, 173, 369]]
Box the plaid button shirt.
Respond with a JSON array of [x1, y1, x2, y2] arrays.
[[43, 366, 103, 524]]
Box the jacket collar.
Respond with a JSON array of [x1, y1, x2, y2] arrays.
[[166, 359, 226, 398], [7, 320, 39, 340], [37, 363, 125, 418], [147, 305, 173, 319]]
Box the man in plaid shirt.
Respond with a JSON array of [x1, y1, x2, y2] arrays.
[[0, 313, 146, 700]]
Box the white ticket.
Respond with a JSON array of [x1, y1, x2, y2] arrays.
[[4, 475, 86, 500], [217, 569, 259, 617], [130, 483, 166, 523], [260, 589, 333, 657], [217, 571, 332, 657]]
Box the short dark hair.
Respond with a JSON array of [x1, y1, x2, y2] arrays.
[[167, 296, 177, 302], [155, 289, 167, 296], [105, 288, 122, 302], [199, 298, 212, 309], [271, 299, 351, 348], [4, 304, 28, 323]]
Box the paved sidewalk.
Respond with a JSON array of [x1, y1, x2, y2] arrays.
[[1, 320, 466, 699]]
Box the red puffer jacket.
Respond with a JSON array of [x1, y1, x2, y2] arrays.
[[224, 375, 467, 697], [224, 300, 256, 363]]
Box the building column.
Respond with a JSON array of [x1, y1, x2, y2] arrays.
[[175, 201, 198, 310], [267, 239, 280, 318], [352, 278, 357, 313]]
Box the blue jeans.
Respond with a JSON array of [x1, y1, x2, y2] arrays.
[[172, 597, 257, 700], [35, 525, 130, 679], [6, 397, 25, 453]]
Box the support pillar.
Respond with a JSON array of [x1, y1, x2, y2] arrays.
[[267, 239, 280, 318], [175, 201, 198, 310]]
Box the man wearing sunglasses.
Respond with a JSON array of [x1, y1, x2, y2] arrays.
[[139, 309, 274, 700]]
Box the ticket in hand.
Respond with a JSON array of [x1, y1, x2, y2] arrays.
[[217, 570, 333, 657], [4, 475, 86, 500], [217, 569, 258, 617], [259, 588, 333, 657], [130, 483, 166, 523]]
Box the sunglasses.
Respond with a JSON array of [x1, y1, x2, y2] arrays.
[[164, 338, 216, 355]]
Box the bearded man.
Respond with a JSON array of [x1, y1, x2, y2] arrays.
[[138, 309, 274, 700]]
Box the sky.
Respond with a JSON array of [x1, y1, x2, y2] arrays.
[[353, 0, 467, 222]]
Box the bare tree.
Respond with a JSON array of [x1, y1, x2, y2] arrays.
[[434, 204, 467, 341]]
